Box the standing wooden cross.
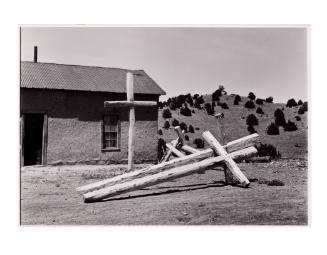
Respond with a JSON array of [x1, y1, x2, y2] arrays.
[[104, 72, 157, 171]]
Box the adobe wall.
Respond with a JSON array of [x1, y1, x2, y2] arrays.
[[20, 88, 159, 164]]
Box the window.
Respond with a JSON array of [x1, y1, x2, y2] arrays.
[[102, 115, 120, 150]]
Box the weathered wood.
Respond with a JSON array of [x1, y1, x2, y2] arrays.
[[174, 126, 185, 145], [42, 114, 48, 165], [181, 145, 199, 154], [127, 72, 135, 171], [202, 131, 251, 187], [161, 139, 178, 162], [77, 133, 259, 194], [104, 101, 157, 107], [83, 146, 257, 202], [166, 142, 185, 157]]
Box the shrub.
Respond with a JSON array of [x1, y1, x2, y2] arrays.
[[284, 120, 298, 131], [162, 108, 172, 118], [194, 96, 204, 109], [189, 125, 195, 133], [191, 109, 195, 113], [234, 94, 241, 105], [185, 135, 189, 141], [246, 114, 259, 126], [298, 102, 308, 114], [248, 92, 256, 100], [158, 129, 163, 135], [295, 116, 301, 121], [158, 101, 164, 109], [193, 138, 205, 148], [256, 107, 264, 114], [274, 109, 286, 126], [193, 94, 199, 100], [298, 99, 303, 105], [180, 122, 188, 133], [265, 96, 273, 103], [204, 103, 215, 115], [247, 125, 256, 134], [244, 100, 255, 109], [220, 102, 229, 109], [286, 98, 298, 108], [163, 120, 170, 129], [168, 101, 177, 110], [212, 86, 225, 101], [267, 122, 279, 135], [180, 106, 192, 116], [157, 138, 166, 161], [255, 98, 264, 105], [172, 118, 179, 127], [255, 143, 281, 159]]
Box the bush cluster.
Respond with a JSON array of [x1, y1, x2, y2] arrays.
[[286, 98, 298, 108], [284, 120, 298, 131], [255, 98, 264, 105], [180, 106, 192, 116], [255, 143, 281, 159], [248, 92, 256, 100], [193, 138, 205, 148], [265, 96, 273, 103], [298, 102, 308, 114]]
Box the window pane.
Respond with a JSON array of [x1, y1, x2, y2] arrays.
[[109, 140, 116, 148]]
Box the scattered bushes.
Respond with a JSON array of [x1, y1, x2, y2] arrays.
[[255, 143, 281, 159], [157, 138, 166, 161], [267, 122, 279, 135], [295, 116, 301, 121], [246, 114, 259, 126], [180, 106, 192, 116], [158, 101, 165, 109], [212, 85, 225, 101], [163, 120, 170, 129], [298, 99, 303, 105], [244, 100, 255, 109], [204, 103, 215, 115], [194, 96, 204, 109], [193, 138, 205, 148], [248, 92, 256, 100], [220, 102, 229, 109], [185, 135, 189, 141], [284, 120, 298, 131], [298, 102, 308, 114], [255, 98, 264, 105], [256, 107, 264, 114], [189, 125, 195, 133], [286, 98, 298, 108], [162, 108, 172, 118], [172, 118, 180, 127], [158, 129, 163, 135], [247, 125, 256, 134], [274, 109, 286, 126], [179, 122, 188, 133], [265, 96, 273, 103]]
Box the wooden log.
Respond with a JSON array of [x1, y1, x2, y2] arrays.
[[166, 142, 185, 158], [181, 145, 199, 154], [161, 140, 178, 162], [202, 131, 251, 187], [127, 72, 135, 171], [76, 134, 259, 194], [104, 101, 157, 107], [83, 146, 257, 202], [174, 126, 185, 145]]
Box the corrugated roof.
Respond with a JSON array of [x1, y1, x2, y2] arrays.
[[20, 61, 166, 95]]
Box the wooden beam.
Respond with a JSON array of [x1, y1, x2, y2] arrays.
[[161, 139, 178, 162], [127, 72, 135, 171], [104, 101, 157, 107], [166, 142, 185, 157], [181, 145, 200, 154], [76, 133, 259, 194], [202, 131, 251, 187], [174, 126, 184, 145], [83, 146, 257, 202]]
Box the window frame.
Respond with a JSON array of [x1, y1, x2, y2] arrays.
[[101, 114, 121, 152]]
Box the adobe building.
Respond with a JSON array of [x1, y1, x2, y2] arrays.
[[20, 52, 166, 166]]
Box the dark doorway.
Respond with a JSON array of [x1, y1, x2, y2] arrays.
[[23, 114, 44, 166]]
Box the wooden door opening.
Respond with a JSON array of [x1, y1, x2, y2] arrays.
[[23, 113, 45, 166]]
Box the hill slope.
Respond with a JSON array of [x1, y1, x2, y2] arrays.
[[158, 95, 308, 159]]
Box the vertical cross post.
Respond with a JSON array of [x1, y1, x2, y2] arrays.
[[127, 72, 135, 171]]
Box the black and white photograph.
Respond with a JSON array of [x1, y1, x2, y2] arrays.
[[20, 25, 309, 225]]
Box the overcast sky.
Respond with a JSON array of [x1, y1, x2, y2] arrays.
[[21, 26, 308, 103]]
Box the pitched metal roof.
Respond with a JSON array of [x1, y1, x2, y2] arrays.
[[20, 61, 166, 95]]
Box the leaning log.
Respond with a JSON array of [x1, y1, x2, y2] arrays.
[[76, 133, 259, 194], [181, 145, 200, 154], [166, 142, 185, 157], [202, 131, 251, 187], [83, 146, 257, 202]]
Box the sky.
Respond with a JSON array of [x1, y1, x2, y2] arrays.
[[21, 26, 308, 103]]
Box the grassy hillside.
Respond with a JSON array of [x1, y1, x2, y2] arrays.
[[158, 94, 308, 159]]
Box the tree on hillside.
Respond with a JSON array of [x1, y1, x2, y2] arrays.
[[274, 109, 286, 126], [265, 96, 273, 103], [172, 118, 180, 127], [255, 98, 264, 105], [189, 125, 195, 133], [248, 92, 256, 100], [298, 99, 303, 105], [286, 98, 298, 108], [194, 96, 204, 109], [244, 100, 255, 109], [180, 106, 192, 116], [234, 94, 241, 105], [246, 114, 259, 126], [220, 102, 229, 109], [284, 120, 298, 131], [266, 122, 279, 135], [256, 107, 264, 115], [163, 120, 170, 129], [204, 103, 215, 115], [180, 122, 188, 133], [162, 108, 172, 119], [247, 125, 256, 134]]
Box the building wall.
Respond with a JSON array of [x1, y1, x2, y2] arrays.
[[20, 88, 159, 164]]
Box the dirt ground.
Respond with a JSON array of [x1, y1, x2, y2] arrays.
[[20, 159, 308, 225]]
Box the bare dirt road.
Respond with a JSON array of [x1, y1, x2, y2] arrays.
[[20, 159, 307, 225]]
